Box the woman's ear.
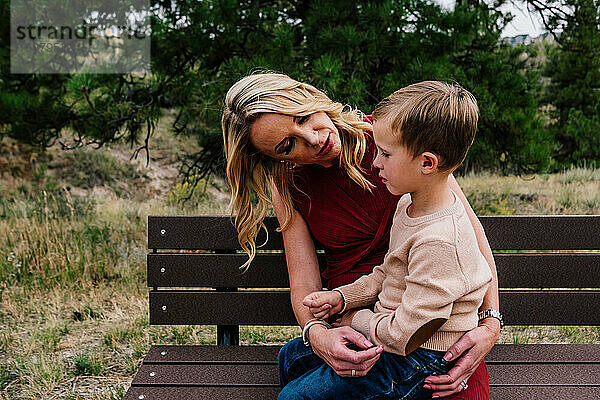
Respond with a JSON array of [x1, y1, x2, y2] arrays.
[[420, 152, 439, 174]]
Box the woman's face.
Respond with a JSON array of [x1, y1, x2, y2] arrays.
[[249, 112, 342, 167]]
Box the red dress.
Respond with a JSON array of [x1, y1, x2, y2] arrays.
[[290, 118, 490, 399]]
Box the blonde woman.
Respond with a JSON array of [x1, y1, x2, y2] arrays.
[[222, 73, 501, 399]]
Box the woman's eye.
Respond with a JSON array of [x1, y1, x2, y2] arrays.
[[296, 115, 310, 125], [378, 149, 390, 158], [284, 138, 295, 155]]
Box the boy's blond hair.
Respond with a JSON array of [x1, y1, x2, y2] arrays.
[[373, 81, 479, 171]]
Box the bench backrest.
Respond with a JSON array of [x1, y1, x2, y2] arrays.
[[147, 215, 600, 344]]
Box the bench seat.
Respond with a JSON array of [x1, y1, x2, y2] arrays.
[[124, 344, 600, 400]]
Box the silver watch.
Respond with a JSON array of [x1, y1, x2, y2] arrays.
[[478, 309, 504, 329]]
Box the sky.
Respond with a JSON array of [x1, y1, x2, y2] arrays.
[[435, 1, 547, 38]]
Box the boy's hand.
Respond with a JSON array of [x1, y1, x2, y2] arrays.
[[302, 291, 343, 319]]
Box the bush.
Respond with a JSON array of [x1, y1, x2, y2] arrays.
[[60, 149, 148, 195]]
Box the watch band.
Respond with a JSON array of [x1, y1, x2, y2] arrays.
[[478, 308, 504, 329]]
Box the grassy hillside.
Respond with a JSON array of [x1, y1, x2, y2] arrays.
[[1, 113, 599, 399]]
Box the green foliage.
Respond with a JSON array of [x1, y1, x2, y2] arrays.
[[544, 0, 600, 166], [103, 325, 142, 349], [563, 106, 600, 162], [61, 149, 148, 195], [2, 0, 597, 175], [72, 350, 107, 376], [165, 176, 211, 206]]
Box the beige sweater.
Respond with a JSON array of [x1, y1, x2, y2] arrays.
[[337, 192, 492, 356]]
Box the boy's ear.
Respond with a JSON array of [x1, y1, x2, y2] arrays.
[[420, 152, 439, 174]]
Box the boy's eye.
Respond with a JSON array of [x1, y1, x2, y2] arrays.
[[378, 149, 390, 158]]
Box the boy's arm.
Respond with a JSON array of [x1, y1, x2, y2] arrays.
[[449, 175, 500, 324], [335, 261, 387, 312], [349, 241, 473, 355]]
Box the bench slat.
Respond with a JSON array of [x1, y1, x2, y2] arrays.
[[148, 215, 600, 250], [123, 385, 600, 400], [488, 363, 600, 385], [144, 345, 280, 364], [147, 253, 600, 289], [500, 290, 600, 325], [494, 253, 600, 288], [141, 344, 600, 365], [148, 216, 279, 250], [130, 362, 600, 387], [149, 290, 600, 326], [123, 386, 281, 400], [487, 344, 600, 363], [147, 253, 292, 288], [149, 291, 295, 325], [131, 364, 279, 386], [489, 387, 600, 400]]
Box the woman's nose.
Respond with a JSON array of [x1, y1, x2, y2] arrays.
[[301, 129, 320, 146]]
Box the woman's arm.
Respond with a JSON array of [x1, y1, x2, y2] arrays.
[[423, 174, 501, 397], [271, 185, 382, 377]]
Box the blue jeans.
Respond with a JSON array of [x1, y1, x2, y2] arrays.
[[278, 337, 454, 400]]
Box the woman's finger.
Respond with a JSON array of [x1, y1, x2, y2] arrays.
[[332, 352, 381, 376], [338, 368, 368, 378], [442, 334, 475, 362], [424, 371, 472, 398], [424, 356, 476, 386]]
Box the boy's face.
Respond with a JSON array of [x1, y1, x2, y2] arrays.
[[372, 117, 424, 196]]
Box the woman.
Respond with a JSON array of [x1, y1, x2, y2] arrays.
[[222, 73, 501, 399]]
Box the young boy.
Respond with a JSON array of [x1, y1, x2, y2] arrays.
[[280, 81, 493, 400]]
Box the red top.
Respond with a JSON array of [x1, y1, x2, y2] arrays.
[[290, 117, 401, 288]]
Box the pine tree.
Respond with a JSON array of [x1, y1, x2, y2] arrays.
[[0, 0, 558, 181], [544, 0, 600, 165]]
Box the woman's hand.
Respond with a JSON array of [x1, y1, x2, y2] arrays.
[[308, 324, 383, 378], [423, 318, 501, 398]]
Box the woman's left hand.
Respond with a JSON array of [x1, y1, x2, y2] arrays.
[[423, 318, 501, 398]]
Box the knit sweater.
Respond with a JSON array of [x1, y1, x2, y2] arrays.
[[336, 191, 492, 356]]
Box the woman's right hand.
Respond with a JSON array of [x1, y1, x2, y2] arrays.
[[308, 324, 383, 377]]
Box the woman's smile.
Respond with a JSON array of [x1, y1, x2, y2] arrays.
[[316, 133, 333, 156]]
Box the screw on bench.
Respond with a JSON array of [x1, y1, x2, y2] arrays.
[[160, 229, 166, 235], [161, 305, 167, 311], [138, 396, 145, 399], [150, 371, 156, 377], [161, 351, 167, 355], [160, 268, 165, 273]]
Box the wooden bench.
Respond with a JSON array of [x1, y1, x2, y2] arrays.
[[123, 215, 600, 400]]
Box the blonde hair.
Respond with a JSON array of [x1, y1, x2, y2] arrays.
[[222, 72, 373, 270], [373, 81, 479, 171]]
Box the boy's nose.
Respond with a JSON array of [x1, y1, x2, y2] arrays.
[[373, 155, 382, 169]]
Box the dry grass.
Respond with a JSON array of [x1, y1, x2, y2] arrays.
[[457, 167, 600, 215], [1, 122, 599, 398]]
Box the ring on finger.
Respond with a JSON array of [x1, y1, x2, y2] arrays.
[[351, 369, 356, 377], [460, 380, 468, 391]]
